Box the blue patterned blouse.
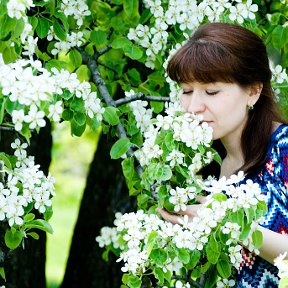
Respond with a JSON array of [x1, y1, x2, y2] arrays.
[[237, 124, 288, 287]]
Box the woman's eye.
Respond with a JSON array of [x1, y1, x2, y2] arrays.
[[206, 90, 218, 96], [182, 90, 193, 95]]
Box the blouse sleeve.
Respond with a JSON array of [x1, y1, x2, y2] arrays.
[[278, 129, 288, 193]]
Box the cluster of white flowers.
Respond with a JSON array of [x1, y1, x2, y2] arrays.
[[0, 55, 104, 131], [97, 172, 265, 277], [128, 0, 258, 69], [6, 0, 37, 57], [271, 65, 288, 84], [50, 31, 86, 55], [133, 103, 213, 167], [124, 90, 154, 134], [6, 0, 90, 57], [60, 0, 91, 27], [169, 186, 196, 212], [216, 278, 236, 288], [0, 139, 55, 227], [6, 0, 34, 20], [271, 64, 288, 102]]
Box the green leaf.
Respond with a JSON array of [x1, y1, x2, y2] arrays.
[[271, 26, 288, 50], [71, 118, 86, 136], [25, 219, 53, 234], [0, 152, 12, 169], [240, 222, 251, 240], [177, 248, 190, 264], [153, 267, 164, 285], [127, 68, 141, 83], [122, 157, 134, 181], [137, 193, 150, 208], [150, 248, 167, 266], [27, 232, 39, 240], [2, 46, 18, 63], [90, 30, 107, 47], [0, 98, 5, 125], [123, 44, 143, 60], [139, 8, 152, 24], [206, 234, 220, 264], [74, 112, 86, 126], [5, 230, 24, 249], [201, 261, 211, 273], [146, 231, 158, 255], [69, 49, 82, 68], [54, 11, 69, 31], [155, 164, 172, 182], [110, 138, 132, 159], [110, 0, 123, 3], [150, 101, 164, 113], [53, 18, 66, 41], [186, 250, 201, 270], [62, 109, 73, 121], [44, 205, 53, 221], [0, 267, 5, 281], [36, 17, 50, 39], [24, 213, 35, 222], [111, 36, 131, 50], [103, 107, 119, 126], [212, 193, 227, 202], [252, 230, 263, 249], [126, 275, 141, 288], [0, 14, 16, 40], [70, 97, 84, 112], [123, 0, 139, 17], [244, 207, 255, 224], [216, 258, 231, 279], [75, 65, 91, 82], [256, 201, 267, 219]]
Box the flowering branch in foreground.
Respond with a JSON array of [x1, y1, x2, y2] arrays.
[[0, 138, 55, 253], [96, 106, 267, 288]]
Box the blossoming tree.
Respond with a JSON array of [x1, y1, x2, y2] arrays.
[[0, 0, 287, 287]]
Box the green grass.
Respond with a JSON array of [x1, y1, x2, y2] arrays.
[[46, 122, 98, 287]]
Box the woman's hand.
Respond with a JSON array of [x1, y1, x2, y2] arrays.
[[156, 195, 207, 224]]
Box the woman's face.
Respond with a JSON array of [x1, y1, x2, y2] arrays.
[[180, 81, 251, 143]]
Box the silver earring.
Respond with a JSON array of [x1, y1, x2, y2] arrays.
[[248, 105, 254, 111]]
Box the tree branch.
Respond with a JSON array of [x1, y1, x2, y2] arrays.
[[81, 51, 140, 166], [114, 93, 170, 107]]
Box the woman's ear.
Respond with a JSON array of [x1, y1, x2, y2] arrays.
[[247, 82, 262, 106]]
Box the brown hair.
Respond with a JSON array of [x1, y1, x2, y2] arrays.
[[167, 22, 286, 176]]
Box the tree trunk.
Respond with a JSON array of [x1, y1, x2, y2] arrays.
[[61, 133, 134, 288], [0, 123, 52, 288]]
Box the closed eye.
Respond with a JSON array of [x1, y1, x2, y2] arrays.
[[182, 90, 193, 95], [206, 90, 219, 96]]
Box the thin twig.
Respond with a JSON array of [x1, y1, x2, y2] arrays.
[[98, 60, 119, 75], [97, 45, 112, 56], [0, 126, 16, 132], [114, 93, 170, 106]]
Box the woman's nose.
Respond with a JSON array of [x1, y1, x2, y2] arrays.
[[181, 94, 206, 114]]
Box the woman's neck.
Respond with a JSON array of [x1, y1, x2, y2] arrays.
[[219, 137, 244, 178]]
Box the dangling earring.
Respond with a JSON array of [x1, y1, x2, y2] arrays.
[[248, 105, 254, 111]]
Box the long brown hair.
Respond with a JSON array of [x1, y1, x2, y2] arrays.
[[167, 22, 286, 176]]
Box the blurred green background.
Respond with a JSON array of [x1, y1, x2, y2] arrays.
[[45, 122, 98, 288]]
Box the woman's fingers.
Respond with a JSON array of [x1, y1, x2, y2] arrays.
[[195, 195, 207, 204], [156, 208, 182, 225]]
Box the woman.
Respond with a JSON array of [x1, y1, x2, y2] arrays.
[[157, 22, 288, 287]]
